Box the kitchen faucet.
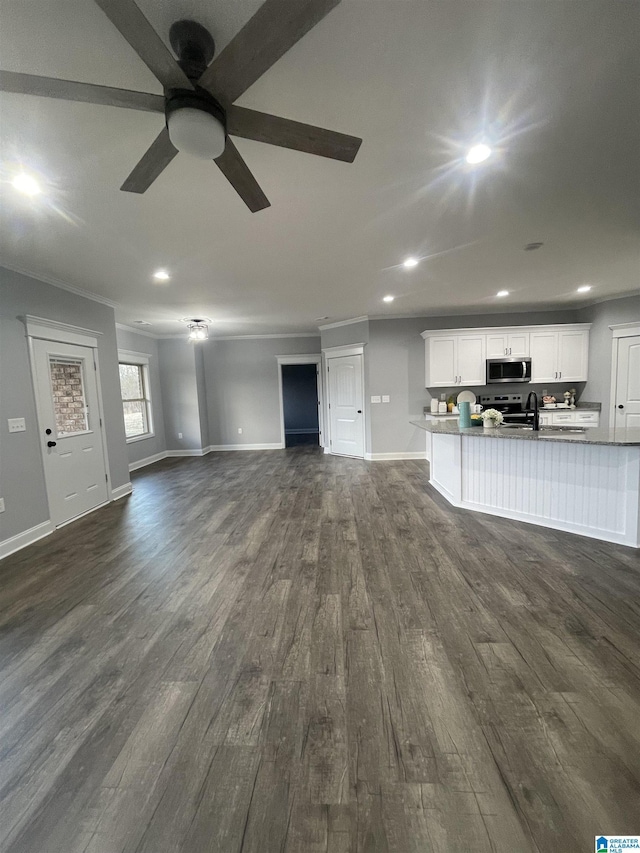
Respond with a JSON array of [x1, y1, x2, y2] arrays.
[[525, 391, 540, 431]]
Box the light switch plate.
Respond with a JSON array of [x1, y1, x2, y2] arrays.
[[371, 395, 381, 403], [8, 418, 26, 433], [382, 395, 390, 403], [0, 498, 5, 513]]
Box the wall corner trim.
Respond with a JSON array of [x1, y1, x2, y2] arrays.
[[0, 519, 54, 561], [111, 483, 133, 500]]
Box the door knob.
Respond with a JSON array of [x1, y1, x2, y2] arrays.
[[45, 428, 52, 435], [47, 441, 57, 448], [357, 409, 362, 414], [618, 404, 624, 409]]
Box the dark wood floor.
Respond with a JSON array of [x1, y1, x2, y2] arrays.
[[1, 448, 639, 852]]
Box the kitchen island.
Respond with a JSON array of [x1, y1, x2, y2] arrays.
[[411, 420, 640, 547]]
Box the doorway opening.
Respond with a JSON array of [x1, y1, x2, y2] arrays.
[[277, 355, 324, 450], [281, 363, 320, 447]]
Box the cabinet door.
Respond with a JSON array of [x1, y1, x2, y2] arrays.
[[427, 337, 457, 387], [457, 334, 486, 386], [486, 334, 508, 358], [530, 332, 559, 382], [557, 331, 589, 381], [507, 332, 529, 356]]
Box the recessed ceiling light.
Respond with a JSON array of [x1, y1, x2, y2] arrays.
[[465, 143, 492, 164], [153, 269, 170, 281], [383, 295, 395, 303], [12, 172, 41, 196], [496, 290, 509, 297], [577, 285, 592, 293], [403, 257, 418, 268]]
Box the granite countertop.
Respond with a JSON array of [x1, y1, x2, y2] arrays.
[[410, 419, 640, 447]]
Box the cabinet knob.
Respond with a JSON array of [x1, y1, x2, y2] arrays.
[[618, 404, 624, 409]]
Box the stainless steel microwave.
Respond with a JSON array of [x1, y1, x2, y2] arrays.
[[486, 357, 532, 384]]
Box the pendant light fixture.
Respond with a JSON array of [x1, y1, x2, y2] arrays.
[[187, 319, 209, 342]]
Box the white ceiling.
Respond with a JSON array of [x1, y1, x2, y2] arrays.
[[1, 0, 638, 336]]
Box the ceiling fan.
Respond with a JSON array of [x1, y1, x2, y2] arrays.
[[0, 0, 362, 212]]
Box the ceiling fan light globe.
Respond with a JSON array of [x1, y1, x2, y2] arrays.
[[167, 106, 226, 160]]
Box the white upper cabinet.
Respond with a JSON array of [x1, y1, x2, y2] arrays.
[[557, 330, 589, 381], [429, 336, 458, 386], [486, 332, 529, 358], [529, 331, 559, 382], [530, 329, 589, 382], [423, 324, 590, 387], [426, 334, 486, 387], [457, 334, 486, 385]]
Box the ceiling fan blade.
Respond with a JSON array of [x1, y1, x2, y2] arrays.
[[121, 127, 178, 193], [198, 0, 341, 105], [93, 0, 193, 91], [0, 70, 164, 113], [215, 139, 270, 212], [227, 106, 362, 163]]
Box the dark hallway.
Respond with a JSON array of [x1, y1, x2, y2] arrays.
[[281, 363, 319, 448]]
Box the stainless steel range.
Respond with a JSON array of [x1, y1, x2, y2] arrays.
[[478, 394, 532, 423]]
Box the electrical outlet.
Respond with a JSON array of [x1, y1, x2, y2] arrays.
[[8, 418, 26, 433], [371, 395, 381, 403], [382, 395, 390, 403], [0, 498, 5, 513], [238, 427, 243, 434], [178, 432, 183, 439]]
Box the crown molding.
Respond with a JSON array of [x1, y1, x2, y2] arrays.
[[207, 332, 320, 341], [1, 261, 118, 308], [318, 315, 369, 330], [116, 322, 159, 339]]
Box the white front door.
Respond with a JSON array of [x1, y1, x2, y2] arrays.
[[328, 354, 364, 458], [614, 335, 640, 429], [32, 339, 109, 526]]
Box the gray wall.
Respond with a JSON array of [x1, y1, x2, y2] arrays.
[[158, 339, 206, 451], [116, 327, 167, 466], [203, 337, 321, 447], [578, 294, 640, 427], [0, 267, 129, 543], [320, 320, 369, 350]]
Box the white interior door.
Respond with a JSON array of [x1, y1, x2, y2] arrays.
[[328, 354, 364, 458], [32, 339, 109, 526], [614, 335, 640, 429]]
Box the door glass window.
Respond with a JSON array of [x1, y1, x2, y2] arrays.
[[49, 358, 89, 435]]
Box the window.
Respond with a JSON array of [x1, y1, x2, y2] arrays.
[[118, 352, 153, 441]]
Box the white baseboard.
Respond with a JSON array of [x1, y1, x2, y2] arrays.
[[364, 451, 426, 461], [165, 448, 211, 457], [0, 519, 54, 561], [111, 482, 133, 500], [208, 443, 283, 452], [129, 451, 168, 471]]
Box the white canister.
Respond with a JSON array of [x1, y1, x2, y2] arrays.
[[430, 398, 439, 414], [438, 401, 447, 413]]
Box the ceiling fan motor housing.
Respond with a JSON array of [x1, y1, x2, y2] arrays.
[[166, 90, 226, 159], [169, 20, 216, 81]]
